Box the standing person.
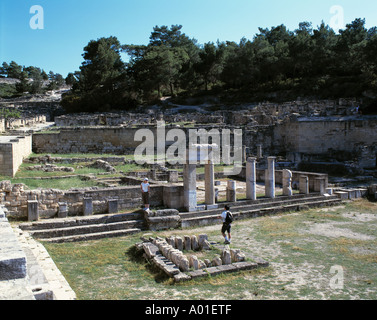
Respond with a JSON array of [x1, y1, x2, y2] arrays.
[[219, 205, 233, 244], [141, 178, 150, 211]]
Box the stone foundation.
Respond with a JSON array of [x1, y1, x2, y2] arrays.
[[137, 234, 268, 282], [0, 181, 164, 219]]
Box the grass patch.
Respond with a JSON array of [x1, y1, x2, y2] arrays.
[[0, 153, 150, 190], [11, 176, 102, 190]]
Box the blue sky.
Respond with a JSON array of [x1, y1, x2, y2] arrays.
[[1, 0, 377, 77]]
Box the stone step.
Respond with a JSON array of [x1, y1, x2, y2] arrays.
[[181, 197, 342, 228], [180, 194, 333, 219], [29, 220, 145, 239], [19, 212, 144, 231], [39, 228, 142, 243]]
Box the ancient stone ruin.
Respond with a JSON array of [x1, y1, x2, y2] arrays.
[[136, 234, 268, 283], [0, 98, 376, 299]]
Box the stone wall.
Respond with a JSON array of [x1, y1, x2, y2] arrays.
[[33, 127, 155, 155], [273, 116, 377, 168], [0, 135, 32, 177], [0, 181, 165, 219], [6, 115, 47, 130]]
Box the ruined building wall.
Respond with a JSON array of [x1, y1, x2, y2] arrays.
[[0, 181, 164, 219], [0, 135, 32, 177], [33, 127, 158, 155], [273, 116, 377, 167], [32, 116, 377, 168]]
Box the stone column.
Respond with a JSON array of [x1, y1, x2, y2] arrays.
[[83, 197, 93, 216], [27, 200, 39, 222], [242, 145, 247, 163], [58, 202, 68, 218], [299, 176, 309, 194], [205, 160, 215, 206], [265, 157, 276, 198], [282, 169, 293, 196], [168, 170, 179, 183], [246, 157, 257, 201], [257, 144, 263, 159], [183, 163, 197, 212], [215, 188, 219, 203], [226, 180, 237, 202]]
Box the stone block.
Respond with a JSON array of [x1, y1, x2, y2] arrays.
[[216, 264, 238, 274], [211, 257, 222, 266], [232, 262, 258, 271], [27, 200, 39, 222], [173, 273, 191, 283], [178, 257, 190, 272], [357, 188, 368, 198], [107, 199, 118, 214], [326, 188, 333, 195], [191, 235, 199, 251], [249, 256, 269, 267], [204, 267, 222, 277], [189, 255, 199, 270], [198, 260, 206, 269], [334, 191, 349, 200], [175, 236, 184, 251], [58, 202, 68, 218], [145, 215, 181, 231], [167, 236, 176, 248], [230, 249, 246, 262], [221, 249, 232, 265], [188, 269, 208, 279], [184, 236, 191, 251], [143, 243, 159, 259], [83, 197, 93, 216]]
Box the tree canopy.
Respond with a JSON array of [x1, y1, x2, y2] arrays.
[[0, 60, 66, 97], [58, 20, 377, 113]]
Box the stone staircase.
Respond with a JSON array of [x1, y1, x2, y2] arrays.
[[18, 193, 343, 243], [180, 193, 343, 228], [19, 212, 146, 243]]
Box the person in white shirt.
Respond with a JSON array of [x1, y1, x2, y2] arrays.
[[219, 205, 233, 244], [141, 178, 150, 210]]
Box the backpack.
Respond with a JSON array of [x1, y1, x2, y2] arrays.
[[225, 211, 233, 224]]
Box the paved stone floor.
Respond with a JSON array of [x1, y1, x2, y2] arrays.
[[11, 226, 76, 300]]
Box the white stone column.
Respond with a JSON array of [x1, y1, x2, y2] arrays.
[[282, 169, 293, 196], [183, 163, 197, 212], [226, 180, 237, 202], [246, 157, 257, 201], [205, 160, 215, 206], [299, 176, 309, 194], [265, 157, 276, 198], [242, 145, 247, 163]]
